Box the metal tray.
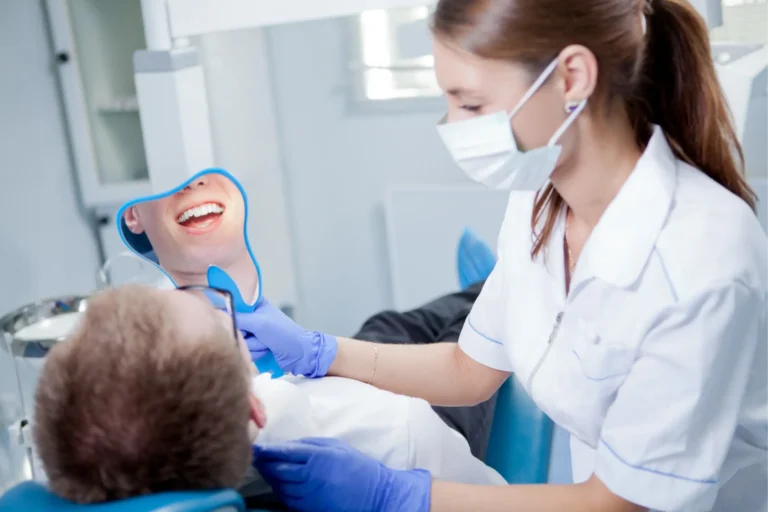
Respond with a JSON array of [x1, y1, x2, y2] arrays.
[[0, 296, 88, 358]]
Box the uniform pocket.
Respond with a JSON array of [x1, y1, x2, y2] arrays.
[[570, 321, 635, 381]]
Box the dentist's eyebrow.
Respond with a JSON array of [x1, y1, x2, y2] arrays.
[[447, 87, 472, 97]]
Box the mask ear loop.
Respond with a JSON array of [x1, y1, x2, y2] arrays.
[[548, 99, 588, 146], [508, 58, 560, 119]]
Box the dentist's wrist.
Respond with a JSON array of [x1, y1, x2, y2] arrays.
[[379, 468, 432, 512], [305, 331, 337, 378]]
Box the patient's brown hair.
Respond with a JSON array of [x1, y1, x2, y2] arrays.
[[33, 285, 252, 504]]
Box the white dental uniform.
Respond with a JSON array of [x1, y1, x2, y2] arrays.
[[459, 126, 767, 512]]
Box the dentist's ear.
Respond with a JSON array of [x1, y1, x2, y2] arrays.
[[557, 45, 598, 106], [123, 207, 145, 235]]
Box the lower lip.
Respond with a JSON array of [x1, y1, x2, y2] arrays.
[[178, 212, 224, 235]]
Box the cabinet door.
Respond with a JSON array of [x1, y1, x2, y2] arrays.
[[45, 0, 152, 208]]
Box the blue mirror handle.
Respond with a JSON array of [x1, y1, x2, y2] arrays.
[[207, 265, 284, 378]]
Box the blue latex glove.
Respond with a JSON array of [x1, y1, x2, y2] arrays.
[[233, 298, 337, 378], [253, 438, 431, 512]]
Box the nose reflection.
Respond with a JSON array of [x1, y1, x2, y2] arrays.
[[183, 176, 209, 191]]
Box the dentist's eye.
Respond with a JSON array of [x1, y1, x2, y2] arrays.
[[461, 105, 481, 113]]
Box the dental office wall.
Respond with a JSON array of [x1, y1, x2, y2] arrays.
[[0, 0, 100, 317], [1, 3, 101, 488], [266, 17, 465, 335], [197, 29, 299, 311]]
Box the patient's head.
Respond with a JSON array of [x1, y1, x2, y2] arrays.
[[120, 172, 259, 303], [122, 173, 247, 275], [33, 285, 263, 504]]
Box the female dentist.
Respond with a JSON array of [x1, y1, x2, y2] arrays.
[[238, 0, 768, 510]]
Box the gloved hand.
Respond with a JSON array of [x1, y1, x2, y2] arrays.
[[253, 438, 432, 512], [207, 265, 337, 378], [235, 298, 337, 378]]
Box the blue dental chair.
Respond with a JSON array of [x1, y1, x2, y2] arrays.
[[0, 481, 266, 512], [457, 228, 555, 484]]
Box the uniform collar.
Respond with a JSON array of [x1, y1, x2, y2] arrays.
[[574, 125, 678, 289]]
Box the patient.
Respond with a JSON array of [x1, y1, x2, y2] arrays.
[[33, 285, 502, 506], [117, 171, 498, 464], [121, 172, 259, 302], [33, 286, 259, 503]]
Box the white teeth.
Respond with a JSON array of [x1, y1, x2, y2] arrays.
[[177, 203, 224, 224]]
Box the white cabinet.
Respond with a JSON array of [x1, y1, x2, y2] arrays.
[[45, 0, 153, 208]]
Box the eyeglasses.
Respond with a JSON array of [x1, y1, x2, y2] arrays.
[[176, 285, 239, 349]]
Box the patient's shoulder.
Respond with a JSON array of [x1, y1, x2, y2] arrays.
[[294, 376, 413, 467], [252, 375, 319, 444]]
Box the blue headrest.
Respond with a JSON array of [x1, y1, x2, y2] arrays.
[[457, 228, 496, 290], [0, 482, 245, 512]]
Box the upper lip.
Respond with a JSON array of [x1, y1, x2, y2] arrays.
[[175, 200, 225, 223]]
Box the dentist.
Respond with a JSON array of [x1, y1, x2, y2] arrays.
[[237, 0, 768, 510]]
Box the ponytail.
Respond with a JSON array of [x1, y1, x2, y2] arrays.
[[632, 0, 757, 211], [531, 0, 758, 261]]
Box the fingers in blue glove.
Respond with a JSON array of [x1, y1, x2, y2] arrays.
[[253, 441, 318, 463], [252, 439, 431, 512], [257, 462, 309, 484], [255, 438, 351, 461], [244, 338, 270, 357], [293, 437, 349, 451], [235, 298, 337, 378]]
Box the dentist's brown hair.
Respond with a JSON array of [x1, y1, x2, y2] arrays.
[[432, 0, 755, 258]]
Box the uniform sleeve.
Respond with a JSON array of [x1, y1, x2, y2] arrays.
[[458, 261, 513, 372], [457, 192, 525, 372], [457, 192, 531, 372], [594, 281, 766, 512]]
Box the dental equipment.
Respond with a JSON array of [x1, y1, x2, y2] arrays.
[[0, 297, 89, 491]]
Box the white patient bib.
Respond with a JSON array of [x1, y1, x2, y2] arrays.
[[251, 374, 319, 444], [250, 374, 504, 485]]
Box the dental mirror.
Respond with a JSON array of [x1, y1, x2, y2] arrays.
[[116, 169, 282, 377]]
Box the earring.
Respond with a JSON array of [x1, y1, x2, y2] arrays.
[[565, 101, 581, 114]]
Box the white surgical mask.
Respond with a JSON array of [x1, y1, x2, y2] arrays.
[[437, 59, 588, 191]]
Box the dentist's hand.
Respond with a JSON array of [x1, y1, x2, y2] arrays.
[[253, 438, 432, 512], [206, 265, 336, 378], [236, 298, 337, 378]]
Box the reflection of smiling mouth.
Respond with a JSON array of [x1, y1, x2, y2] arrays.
[[176, 202, 226, 232]]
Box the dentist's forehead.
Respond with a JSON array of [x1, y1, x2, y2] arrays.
[[434, 38, 485, 91], [433, 37, 533, 99]]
